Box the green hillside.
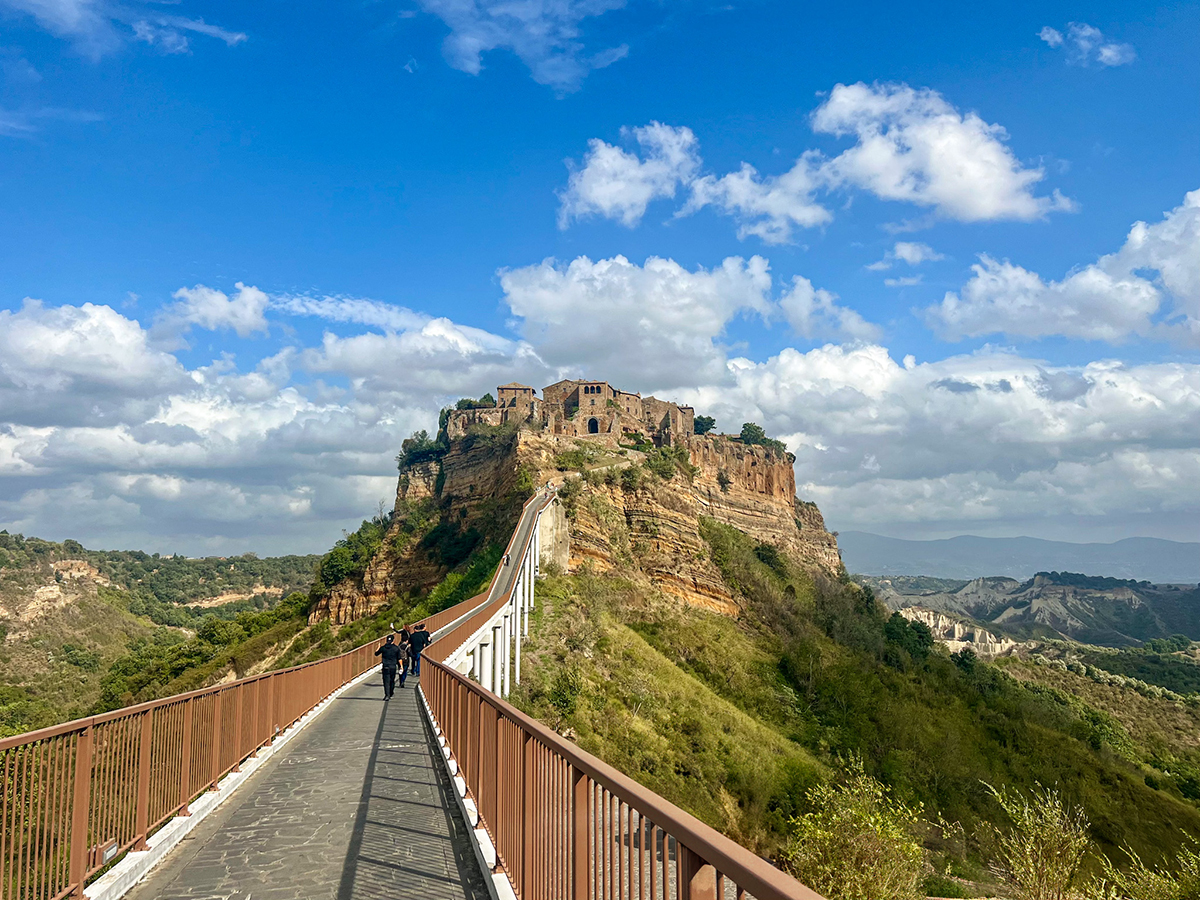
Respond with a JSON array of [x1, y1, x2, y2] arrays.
[[0, 531, 321, 736], [512, 519, 1200, 880]]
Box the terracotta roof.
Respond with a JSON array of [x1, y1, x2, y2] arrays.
[[498, 382, 533, 389]]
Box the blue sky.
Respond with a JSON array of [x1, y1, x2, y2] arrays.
[[0, 0, 1197, 555]]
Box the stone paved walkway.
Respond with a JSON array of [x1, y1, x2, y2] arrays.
[[126, 674, 489, 900]]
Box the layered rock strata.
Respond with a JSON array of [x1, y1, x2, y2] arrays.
[[311, 427, 842, 624]]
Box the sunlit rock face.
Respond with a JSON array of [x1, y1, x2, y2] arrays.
[[312, 398, 841, 625]]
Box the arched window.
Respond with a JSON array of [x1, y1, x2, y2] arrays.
[[588, 418, 599, 434]]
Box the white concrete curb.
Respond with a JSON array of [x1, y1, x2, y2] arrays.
[[417, 686, 519, 900], [84, 664, 384, 900]]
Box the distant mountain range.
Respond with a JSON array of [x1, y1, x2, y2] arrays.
[[838, 532, 1200, 584]]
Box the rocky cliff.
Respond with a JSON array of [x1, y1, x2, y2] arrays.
[[309, 427, 533, 624], [897, 607, 1027, 659], [310, 423, 843, 624]]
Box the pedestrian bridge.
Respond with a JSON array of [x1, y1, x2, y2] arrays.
[[0, 489, 824, 900]]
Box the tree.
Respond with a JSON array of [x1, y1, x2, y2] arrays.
[[740, 422, 768, 445], [717, 469, 732, 493], [740, 422, 789, 455], [397, 429, 446, 468], [694, 415, 716, 435]]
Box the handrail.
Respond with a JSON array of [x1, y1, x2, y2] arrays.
[[0, 488, 552, 900], [421, 661, 824, 900], [0, 641, 378, 899], [0, 484, 822, 900]]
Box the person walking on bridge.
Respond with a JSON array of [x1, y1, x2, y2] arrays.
[[374, 633, 407, 700], [408, 623, 432, 676]]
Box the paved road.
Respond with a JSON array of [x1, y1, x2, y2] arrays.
[[125, 675, 489, 900]]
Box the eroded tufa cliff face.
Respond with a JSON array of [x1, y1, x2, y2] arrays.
[[898, 607, 1029, 659], [685, 437, 841, 575], [309, 428, 532, 625], [310, 425, 842, 625]]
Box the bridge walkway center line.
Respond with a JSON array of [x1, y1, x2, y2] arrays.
[[123, 675, 488, 900]]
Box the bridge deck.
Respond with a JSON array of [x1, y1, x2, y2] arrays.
[[125, 675, 488, 900]]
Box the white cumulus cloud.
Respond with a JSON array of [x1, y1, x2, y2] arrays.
[[927, 189, 1200, 343], [415, 0, 628, 93], [558, 123, 700, 228], [683, 154, 831, 244], [169, 282, 270, 338], [813, 82, 1076, 223], [560, 83, 1072, 241], [866, 241, 945, 271], [778, 276, 881, 341], [501, 254, 775, 387]]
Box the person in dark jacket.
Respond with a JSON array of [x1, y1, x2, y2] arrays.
[[397, 627, 412, 684], [374, 633, 406, 699], [408, 623, 432, 676]]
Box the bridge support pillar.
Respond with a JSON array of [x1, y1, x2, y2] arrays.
[[514, 594, 522, 687], [491, 625, 503, 696], [502, 612, 512, 698], [478, 640, 492, 692]]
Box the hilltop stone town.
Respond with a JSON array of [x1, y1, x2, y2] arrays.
[[445, 378, 696, 445]]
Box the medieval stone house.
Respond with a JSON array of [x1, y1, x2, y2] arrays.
[[451, 379, 694, 446]]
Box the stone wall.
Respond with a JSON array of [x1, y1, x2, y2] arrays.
[[537, 499, 570, 572]]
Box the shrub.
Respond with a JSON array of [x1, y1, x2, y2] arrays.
[[986, 784, 1091, 900], [1095, 844, 1200, 900], [60, 643, 101, 671], [717, 468, 732, 492], [548, 666, 583, 724], [396, 429, 446, 468], [620, 466, 644, 492], [739, 422, 789, 456], [781, 758, 925, 900]]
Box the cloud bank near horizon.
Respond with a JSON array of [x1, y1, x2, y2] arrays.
[[3, 218, 1199, 556]]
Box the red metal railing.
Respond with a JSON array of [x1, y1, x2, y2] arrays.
[[419, 662, 825, 900], [0, 643, 377, 899], [416, 492, 825, 900], [2, 487, 822, 900]]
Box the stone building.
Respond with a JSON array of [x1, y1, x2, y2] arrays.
[[448, 378, 694, 446]]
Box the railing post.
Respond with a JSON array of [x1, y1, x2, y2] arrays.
[[232, 684, 244, 772], [179, 699, 193, 815], [133, 709, 153, 850], [572, 765, 588, 900], [678, 846, 716, 900], [267, 673, 276, 744], [522, 733, 535, 900], [209, 689, 223, 791], [68, 724, 93, 897]]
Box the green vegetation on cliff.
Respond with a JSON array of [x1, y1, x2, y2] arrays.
[[512, 517, 1200, 875]]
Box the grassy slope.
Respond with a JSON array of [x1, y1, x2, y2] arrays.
[[511, 573, 823, 856], [515, 518, 1200, 875], [1006, 660, 1200, 807], [0, 589, 156, 736]]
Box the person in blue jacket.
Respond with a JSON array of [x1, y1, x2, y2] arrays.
[[408, 623, 432, 676]]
